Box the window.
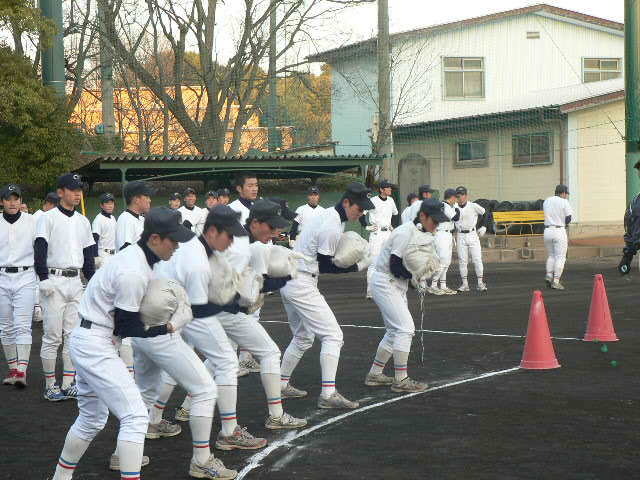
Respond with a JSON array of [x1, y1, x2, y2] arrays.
[[443, 57, 484, 99], [457, 140, 487, 165], [512, 133, 552, 166], [583, 58, 622, 83]]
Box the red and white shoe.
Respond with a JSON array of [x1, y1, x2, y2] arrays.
[[2, 369, 18, 386], [13, 371, 27, 388]]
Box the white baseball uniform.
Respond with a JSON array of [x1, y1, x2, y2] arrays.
[[0, 211, 37, 382], [433, 203, 459, 288], [115, 209, 145, 251], [35, 205, 95, 390], [294, 203, 325, 235], [228, 198, 253, 225], [366, 195, 398, 296], [91, 211, 117, 265], [543, 195, 573, 282], [32, 209, 45, 224], [454, 201, 486, 286], [178, 205, 206, 234], [401, 202, 418, 224]]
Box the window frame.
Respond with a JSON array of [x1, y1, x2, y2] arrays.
[[512, 132, 553, 167], [442, 56, 486, 100], [582, 57, 622, 83], [455, 139, 489, 168]]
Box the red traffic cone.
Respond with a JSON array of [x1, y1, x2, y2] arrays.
[[583, 274, 619, 342], [520, 290, 561, 370]]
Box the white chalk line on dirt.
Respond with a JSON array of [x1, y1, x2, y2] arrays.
[[259, 320, 581, 342], [235, 366, 521, 479]]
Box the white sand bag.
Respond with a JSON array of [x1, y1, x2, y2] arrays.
[[333, 231, 369, 268], [208, 252, 238, 306], [236, 265, 264, 307], [140, 278, 191, 330], [403, 227, 441, 282]]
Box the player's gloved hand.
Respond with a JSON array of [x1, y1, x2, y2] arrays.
[[477, 226, 487, 237], [618, 250, 635, 275], [39, 279, 55, 297], [356, 255, 372, 271], [365, 225, 378, 232], [289, 239, 296, 249]]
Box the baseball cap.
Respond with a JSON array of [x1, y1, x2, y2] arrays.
[[206, 205, 247, 237], [184, 187, 196, 196], [443, 188, 457, 200], [57, 173, 83, 190], [44, 192, 59, 205], [124, 181, 154, 201], [217, 188, 231, 197], [266, 197, 297, 221], [418, 184, 434, 195], [0, 184, 22, 200], [406, 192, 419, 204], [419, 199, 449, 223], [249, 199, 290, 229], [344, 182, 375, 210], [99, 192, 115, 204], [379, 179, 394, 189], [169, 192, 181, 201], [455, 186, 468, 196], [555, 184, 569, 195], [206, 190, 219, 199], [143, 207, 195, 242], [308, 186, 320, 195]]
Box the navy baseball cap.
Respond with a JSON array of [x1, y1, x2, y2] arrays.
[[455, 186, 468, 196], [249, 199, 290, 229], [217, 188, 231, 197], [379, 179, 394, 189], [443, 188, 457, 199], [418, 184, 434, 195], [420, 199, 449, 223], [169, 192, 181, 201], [124, 181, 154, 200], [308, 186, 320, 195], [184, 187, 196, 196], [99, 193, 115, 204], [57, 173, 84, 190], [206, 190, 219, 199], [143, 207, 195, 242], [0, 184, 22, 200], [344, 182, 375, 210], [206, 205, 247, 237], [266, 197, 297, 221], [44, 192, 59, 205]]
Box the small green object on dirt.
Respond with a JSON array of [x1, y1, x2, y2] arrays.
[[600, 344, 608, 353], [610, 360, 618, 367]]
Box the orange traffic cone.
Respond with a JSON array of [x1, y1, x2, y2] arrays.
[[583, 274, 619, 342], [520, 290, 561, 369]]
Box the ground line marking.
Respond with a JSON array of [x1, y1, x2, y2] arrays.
[[259, 320, 581, 341], [236, 366, 521, 479]]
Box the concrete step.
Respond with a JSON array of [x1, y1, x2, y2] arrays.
[[481, 235, 545, 249], [458, 245, 620, 264]]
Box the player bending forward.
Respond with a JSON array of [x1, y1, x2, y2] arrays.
[[365, 199, 447, 392]]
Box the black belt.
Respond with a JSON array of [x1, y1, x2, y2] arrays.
[[0, 266, 31, 273], [380, 227, 391, 232], [439, 229, 452, 233], [103, 249, 115, 255], [545, 225, 564, 229], [50, 268, 79, 277], [80, 318, 92, 329], [459, 229, 476, 234]]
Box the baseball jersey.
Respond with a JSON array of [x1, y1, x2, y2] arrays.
[[294, 204, 325, 234], [0, 212, 36, 267], [32, 209, 44, 224], [78, 243, 154, 329], [367, 195, 398, 228], [454, 202, 485, 232], [436, 203, 458, 232], [116, 209, 145, 251], [374, 221, 418, 279], [543, 196, 573, 227], [401, 203, 417, 224], [35, 206, 94, 269], [92, 211, 117, 252], [178, 205, 205, 233], [404, 199, 424, 225], [229, 198, 253, 225], [293, 207, 344, 275]]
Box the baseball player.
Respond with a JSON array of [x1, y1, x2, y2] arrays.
[[403, 185, 435, 224], [20, 202, 28, 213], [365, 180, 398, 298], [619, 161, 640, 275], [229, 173, 259, 224], [454, 186, 487, 292], [288, 186, 325, 247], [400, 193, 419, 225], [168, 192, 181, 210], [32, 192, 58, 323], [217, 188, 231, 206], [205, 190, 219, 209], [543, 185, 573, 290], [35, 173, 95, 401], [1, 184, 37, 389], [365, 199, 448, 392], [429, 189, 460, 295], [91, 193, 117, 268], [179, 187, 206, 233], [49, 208, 231, 480], [279, 183, 374, 409]]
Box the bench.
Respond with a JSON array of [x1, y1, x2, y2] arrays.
[[492, 211, 544, 236]]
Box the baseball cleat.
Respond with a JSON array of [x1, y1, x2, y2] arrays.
[[215, 426, 267, 451], [238, 357, 260, 373], [317, 391, 359, 409], [189, 454, 237, 479], [551, 281, 565, 290], [457, 284, 470, 292], [441, 287, 457, 295], [61, 384, 78, 400], [3, 369, 18, 386], [146, 419, 182, 439], [281, 383, 308, 398], [175, 407, 190, 422], [264, 412, 307, 430], [427, 286, 446, 296], [236, 367, 250, 377], [391, 377, 429, 393], [43, 385, 65, 402], [109, 454, 150, 471], [13, 371, 27, 388], [477, 282, 488, 292], [364, 372, 394, 386]]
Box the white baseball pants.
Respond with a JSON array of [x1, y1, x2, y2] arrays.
[[544, 227, 568, 281], [367, 230, 392, 296], [132, 333, 216, 418], [40, 275, 83, 360], [371, 271, 414, 353], [456, 232, 484, 281], [0, 269, 36, 345], [433, 230, 454, 284], [69, 324, 148, 445]]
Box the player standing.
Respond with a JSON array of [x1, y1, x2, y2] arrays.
[[116, 181, 152, 251], [32, 192, 58, 323], [168, 192, 182, 210], [0, 184, 37, 388], [454, 186, 487, 292], [35, 173, 95, 401], [543, 185, 573, 290], [429, 189, 459, 295], [288, 186, 325, 247], [400, 193, 419, 225], [217, 188, 231, 206], [229, 173, 259, 224], [179, 187, 206, 233], [91, 193, 117, 268]]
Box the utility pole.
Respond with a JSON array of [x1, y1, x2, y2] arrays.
[[267, 0, 279, 152], [626, 0, 640, 203], [97, 1, 116, 139], [377, 0, 394, 181], [40, 0, 65, 98]]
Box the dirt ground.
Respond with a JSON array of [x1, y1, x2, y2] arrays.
[[2, 259, 638, 480]]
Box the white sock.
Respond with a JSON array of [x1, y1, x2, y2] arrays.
[[119, 343, 134, 376], [42, 356, 57, 388], [2, 343, 17, 371], [393, 350, 409, 382], [190, 415, 213, 464], [116, 440, 144, 479], [460, 277, 468, 286], [319, 352, 339, 398], [149, 382, 175, 425], [217, 385, 238, 437], [238, 349, 252, 363], [369, 347, 392, 376], [478, 277, 484, 286], [260, 373, 284, 417], [53, 431, 91, 480], [439, 281, 447, 290], [16, 344, 31, 374], [280, 343, 304, 388], [61, 351, 75, 389], [181, 394, 192, 411]]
